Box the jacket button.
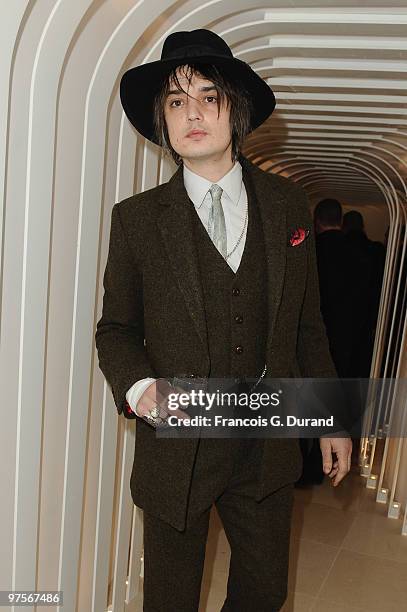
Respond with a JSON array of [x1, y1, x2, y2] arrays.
[[235, 345, 243, 354], [232, 287, 240, 296], [234, 315, 243, 324]]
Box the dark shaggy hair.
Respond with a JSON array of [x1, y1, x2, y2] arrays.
[[152, 63, 253, 165]]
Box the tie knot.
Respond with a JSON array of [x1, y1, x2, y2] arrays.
[[209, 184, 223, 201]]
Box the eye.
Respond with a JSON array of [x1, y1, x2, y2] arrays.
[[168, 95, 217, 107]]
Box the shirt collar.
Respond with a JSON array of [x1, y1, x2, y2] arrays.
[[183, 160, 243, 208]]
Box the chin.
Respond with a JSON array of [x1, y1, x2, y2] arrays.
[[187, 145, 223, 157], [182, 149, 212, 160]]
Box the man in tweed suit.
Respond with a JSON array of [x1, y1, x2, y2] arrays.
[[95, 29, 352, 612]]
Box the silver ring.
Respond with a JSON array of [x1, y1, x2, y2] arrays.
[[144, 404, 169, 428], [149, 405, 160, 419]]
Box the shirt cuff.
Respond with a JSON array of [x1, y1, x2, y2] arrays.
[[125, 378, 157, 415]]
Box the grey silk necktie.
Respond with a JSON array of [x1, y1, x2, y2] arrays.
[[207, 184, 227, 258]]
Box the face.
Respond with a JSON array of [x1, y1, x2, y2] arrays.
[[163, 66, 232, 164]]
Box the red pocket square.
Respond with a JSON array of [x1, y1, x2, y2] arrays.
[[289, 227, 310, 247]]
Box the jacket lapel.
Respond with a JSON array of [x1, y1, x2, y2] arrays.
[[239, 155, 287, 354], [156, 156, 288, 364], [156, 165, 209, 360]]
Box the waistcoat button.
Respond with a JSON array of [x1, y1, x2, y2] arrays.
[[232, 287, 240, 296], [234, 315, 243, 324], [235, 345, 243, 354]]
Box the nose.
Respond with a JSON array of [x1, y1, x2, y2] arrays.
[[186, 96, 204, 121]]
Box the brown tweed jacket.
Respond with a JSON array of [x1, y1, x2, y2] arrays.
[[95, 153, 337, 530]]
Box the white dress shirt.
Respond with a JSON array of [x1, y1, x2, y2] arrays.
[[126, 160, 248, 414]]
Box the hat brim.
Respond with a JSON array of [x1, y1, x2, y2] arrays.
[[119, 55, 275, 143]]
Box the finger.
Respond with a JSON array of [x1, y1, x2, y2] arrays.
[[330, 447, 353, 486], [140, 403, 173, 429], [152, 379, 179, 404], [139, 407, 162, 428], [328, 466, 339, 478], [136, 397, 158, 417], [156, 378, 174, 395], [136, 395, 186, 427], [332, 454, 349, 486], [328, 461, 338, 476], [137, 396, 173, 420], [140, 385, 193, 423], [320, 439, 333, 474]]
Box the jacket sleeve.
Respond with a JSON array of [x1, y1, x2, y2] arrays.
[[296, 188, 338, 379], [95, 202, 156, 416]]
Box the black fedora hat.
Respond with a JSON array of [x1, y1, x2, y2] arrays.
[[120, 28, 276, 144]]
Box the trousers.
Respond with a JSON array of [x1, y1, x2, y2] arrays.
[[142, 437, 295, 612]]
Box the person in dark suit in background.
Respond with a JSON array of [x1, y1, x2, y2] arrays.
[[298, 203, 386, 484], [341, 210, 387, 461], [95, 29, 352, 611], [342, 210, 386, 377], [313, 199, 356, 377], [296, 198, 354, 486]]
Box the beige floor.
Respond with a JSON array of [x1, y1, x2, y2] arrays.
[[198, 465, 407, 612]]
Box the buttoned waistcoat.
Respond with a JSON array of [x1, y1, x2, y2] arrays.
[[95, 153, 338, 531], [190, 165, 268, 380]]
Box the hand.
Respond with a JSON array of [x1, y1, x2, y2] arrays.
[[319, 436, 352, 486], [136, 379, 190, 428]]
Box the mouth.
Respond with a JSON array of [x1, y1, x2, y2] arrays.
[[186, 130, 208, 138]]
